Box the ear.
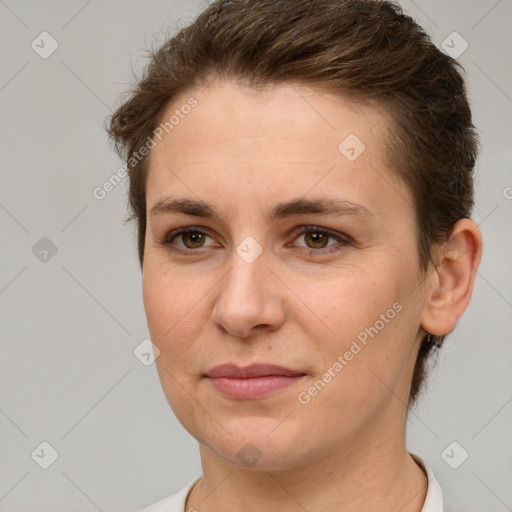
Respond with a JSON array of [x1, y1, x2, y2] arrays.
[[420, 218, 483, 336]]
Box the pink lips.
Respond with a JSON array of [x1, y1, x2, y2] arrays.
[[205, 363, 306, 399]]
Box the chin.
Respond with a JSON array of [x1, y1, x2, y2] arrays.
[[194, 418, 318, 471], [215, 438, 310, 472]]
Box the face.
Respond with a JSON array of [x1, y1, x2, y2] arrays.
[[143, 81, 427, 470]]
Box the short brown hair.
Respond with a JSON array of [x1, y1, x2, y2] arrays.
[[107, 0, 479, 407]]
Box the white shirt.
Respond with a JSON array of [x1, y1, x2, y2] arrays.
[[138, 452, 443, 512]]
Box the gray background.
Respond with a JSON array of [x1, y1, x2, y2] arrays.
[[0, 1, 511, 511]]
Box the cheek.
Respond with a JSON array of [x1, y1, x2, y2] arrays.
[[303, 262, 416, 383], [142, 267, 207, 428], [143, 258, 194, 328], [306, 267, 393, 338], [142, 264, 204, 366]]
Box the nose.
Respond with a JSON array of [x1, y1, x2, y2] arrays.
[[211, 248, 286, 340]]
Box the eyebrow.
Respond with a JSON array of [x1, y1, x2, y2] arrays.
[[149, 196, 375, 221]]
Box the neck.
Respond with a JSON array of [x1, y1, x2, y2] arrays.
[[186, 407, 428, 512]]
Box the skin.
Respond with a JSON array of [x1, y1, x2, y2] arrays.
[[142, 80, 482, 512]]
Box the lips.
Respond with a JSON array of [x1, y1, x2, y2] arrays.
[[204, 363, 306, 399], [205, 363, 305, 379]]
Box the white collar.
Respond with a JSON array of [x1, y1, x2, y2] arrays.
[[411, 452, 444, 511]]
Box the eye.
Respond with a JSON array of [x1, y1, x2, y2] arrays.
[[157, 225, 351, 257], [291, 226, 350, 255], [158, 227, 218, 253]]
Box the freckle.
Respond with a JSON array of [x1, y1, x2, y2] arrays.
[[267, 345, 272, 350]]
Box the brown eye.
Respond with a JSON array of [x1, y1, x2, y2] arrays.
[[291, 226, 350, 256], [303, 231, 330, 249], [181, 231, 207, 249], [159, 227, 218, 253]]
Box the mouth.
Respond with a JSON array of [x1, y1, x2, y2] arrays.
[[204, 363, 307, 399]]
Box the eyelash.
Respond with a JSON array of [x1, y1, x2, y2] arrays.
[[157, 226, 351, 257]]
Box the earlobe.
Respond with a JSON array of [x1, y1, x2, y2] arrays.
[[420, 219, 483, 337]]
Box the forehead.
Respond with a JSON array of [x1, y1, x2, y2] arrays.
[[145, 80, 411, 226], [154, 80, 387, 158]]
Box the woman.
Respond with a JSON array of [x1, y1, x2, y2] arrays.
[[107, 1, 483, 510]]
